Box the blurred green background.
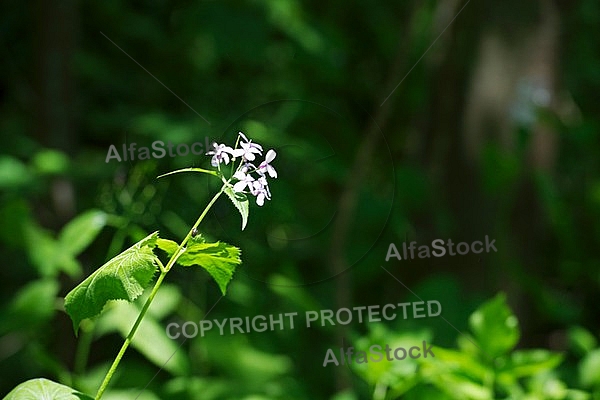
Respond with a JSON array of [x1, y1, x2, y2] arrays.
[[1, 0, 599, 399]]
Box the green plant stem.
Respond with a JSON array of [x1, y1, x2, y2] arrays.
[[94, 186, 225, 400], [94, 270, 166, 400], [165, 186, 225, 273]]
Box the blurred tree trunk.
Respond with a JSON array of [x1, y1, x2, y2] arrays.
[[34, 0, 79, 371], [35, 0, 78, 221], [443, 0, 560, 345]]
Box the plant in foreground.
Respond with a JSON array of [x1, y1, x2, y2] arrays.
[[4, 132, 278, 400]]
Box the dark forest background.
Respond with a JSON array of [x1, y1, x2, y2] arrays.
[[1, 0, 599, 399]]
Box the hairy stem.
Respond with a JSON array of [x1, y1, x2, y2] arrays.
[[94, 186, 225, 400]]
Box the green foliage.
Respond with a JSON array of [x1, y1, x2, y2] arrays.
[[158, 236, 241, 295], [0, 201, 107, 279], [351, 293, 591, 400], [468, 293, 520, 359], [64, 232, 160, 333], [58, 210, 108, 257], [95, 289, 190, 375], [4, 378, 92, 400], [0, 279, 59, 334], [579, 349, 600, 389], [0, 156, 33, 189]]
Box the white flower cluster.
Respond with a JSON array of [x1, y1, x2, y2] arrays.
[[206, 132, 277, 206]]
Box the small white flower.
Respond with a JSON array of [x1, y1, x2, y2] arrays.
[[232, 170, 255, 193], [231, 132, 263, 161], [206, 143, 234, 167], [257, 149, 277, 178], [250, 176, 271, 206]]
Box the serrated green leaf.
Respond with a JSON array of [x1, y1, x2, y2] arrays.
[[177, 236, 241, 294], [59, 209, 107, 256], [64, 232, 160, 334], [4, 378, 93, 400], [469, 293, 520, 359], [224, 186, 249, 230]]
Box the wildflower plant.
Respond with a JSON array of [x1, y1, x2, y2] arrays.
[[4, 132, 277, 400]]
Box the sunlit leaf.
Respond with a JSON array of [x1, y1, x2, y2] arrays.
[[4, 378, 93, 400], [0, 155, 33, 189], [425, 347, 491, 383], [469, 293, 520, 360], [427, 371, 492, 400], [156, 238, 179, 256], [579, 349, 600, 388], [568, 326, 598, 356], [0, 279, 59, 334], [32, 149, 69, 175], [498, 349, 563, 378], [22, 222, 58, 277], [176, 236, 241, 295], [59, 209, 107, 256], [64, 232, 160, 334]]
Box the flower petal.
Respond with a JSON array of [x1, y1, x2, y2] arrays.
[[233, 170, 247, 180], [221, 146, 235, 154], [250, 143, 263, 152], [230, 148, 244, 157], [265, 149, 276, 163], [233, 181, 247, 193]]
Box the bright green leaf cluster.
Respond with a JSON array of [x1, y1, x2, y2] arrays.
[[351, 293, 590, 399]]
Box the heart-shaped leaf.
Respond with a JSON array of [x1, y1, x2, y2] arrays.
[[64, 232, 160, 334], [5, 378, 93, 400]]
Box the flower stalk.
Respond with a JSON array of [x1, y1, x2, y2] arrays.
[[93, 132, 276, 399]]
